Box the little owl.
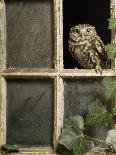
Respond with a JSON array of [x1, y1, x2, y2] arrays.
[[68, 24, 108, 74]]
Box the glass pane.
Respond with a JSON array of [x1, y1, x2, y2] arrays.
[[64, 78, 110, 143], [6, 0, 54, 68], [6, 79, 53, 147]]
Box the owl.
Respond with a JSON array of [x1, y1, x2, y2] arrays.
[[68, 24, 108, 74]]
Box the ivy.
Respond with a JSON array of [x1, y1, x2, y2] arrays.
[[0, 144, 19, 154], [72, 136, 93, 155], [113, 107, 116, 115], [85, 100, 112, 127], [105, 44, 116, 60], [102, 77, 116, 100], [58, 115, 113, 155], [59, 116, 93, 155], [108, 18, 116, 29], [105, 129, 116, 152]]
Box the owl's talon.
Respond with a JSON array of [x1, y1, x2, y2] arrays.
[[95, 65, 102, 74]]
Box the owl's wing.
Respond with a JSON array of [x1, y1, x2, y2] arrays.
[[94, 36, 107, 58]]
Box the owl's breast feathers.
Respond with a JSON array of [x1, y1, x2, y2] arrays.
[[68, 37, 108, 69]]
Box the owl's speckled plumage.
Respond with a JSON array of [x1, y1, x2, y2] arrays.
[[68, 24, 108, 73]]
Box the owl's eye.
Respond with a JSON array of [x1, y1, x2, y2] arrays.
[[75, 29, 80, 34], [86, 28, 91, 34]]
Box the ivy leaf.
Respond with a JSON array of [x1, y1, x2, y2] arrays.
[[105, 129, 116, 151], [85, 100, 112, 127], [73, 136, 93, 155], [1, 144, 19, 153], [58, 128, 78, 150], [105, 44, 116, 60], [64, 115, 85, 131], [113, 107, 116, 115], [58, 115, 93, 155], [102, 77, 116, 100], [108, 18, 116, 29]]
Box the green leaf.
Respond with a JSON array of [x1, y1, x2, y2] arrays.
[[1, 144, 19, 152], [85, 100, 112, 127], [102, 77, 116, 100], [58, 128, 77, 150], [105, 129, 116, 151], [64, 115, 85, 131], [59, 115, 93, 155], [108, 18, 116, 29], [105, 44, 116, 60], [73, 136, 93, 155], [113, 107, 116, 115]]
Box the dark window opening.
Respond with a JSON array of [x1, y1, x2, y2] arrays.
[[63, 0, 111, 69]]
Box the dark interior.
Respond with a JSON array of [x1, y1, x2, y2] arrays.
[[63, 0, 111, 69]]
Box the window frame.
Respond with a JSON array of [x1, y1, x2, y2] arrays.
[[0, 0, 115, 154]]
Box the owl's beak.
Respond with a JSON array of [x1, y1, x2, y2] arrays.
[[81, 33, 85, 40]]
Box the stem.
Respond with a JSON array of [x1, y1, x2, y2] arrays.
[[85, 135, 111, 146]]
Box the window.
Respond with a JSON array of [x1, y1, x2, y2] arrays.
[[0, 0, 115, 155]]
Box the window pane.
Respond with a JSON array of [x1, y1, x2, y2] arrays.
[[6, 79, 53, 147], [6, 0, 54, 68], [64, 78, 110, 142]]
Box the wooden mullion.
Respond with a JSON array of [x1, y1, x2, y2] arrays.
[[1, 69, 57, 78], [53, 76, 64, 149], [13, 147, 56, 155], [111, 0, 116, 71], [1, 69, 115, 79], [54, 0, 63, 71], [58, 0, 63, 71], [60, 69, 116, 78], [53, 0, 64, 151], [0, 0, 6, 71], [10, 153, 59, 155], [1, 69, 56, 73], [0, 77, 6, 145], [111, 0, 116, 129]]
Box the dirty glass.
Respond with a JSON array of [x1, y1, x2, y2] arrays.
[[6, 0, 54, 68], [64, 78, 110, 142], [6, 79, 53, 147]]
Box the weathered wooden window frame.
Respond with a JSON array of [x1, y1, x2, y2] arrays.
[[0, 0, 115, 155]]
